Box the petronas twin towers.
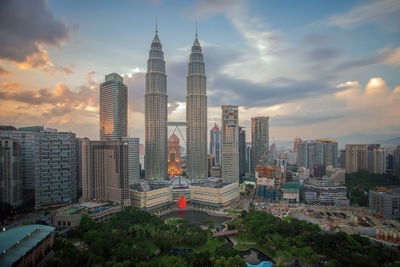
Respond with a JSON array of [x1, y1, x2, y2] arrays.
[[145, 26, 207, 179]]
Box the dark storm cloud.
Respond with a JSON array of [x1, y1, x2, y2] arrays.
[[0, 0, 69, 62], [209, 75, 332, 108]]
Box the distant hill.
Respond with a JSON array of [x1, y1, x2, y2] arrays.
[[274, 134, 400, 150], [335, 133, 400, 148], [374, 137, 400, 146]]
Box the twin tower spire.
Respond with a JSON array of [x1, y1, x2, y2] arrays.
[[145, 21, 208, 180]]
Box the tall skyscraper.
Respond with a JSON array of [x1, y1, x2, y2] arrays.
[[0, 138, 22, 207], [345, 144, 368, 173], [168, 133, 182, 177], [122, 137, 140, 185], [186, 29, 208, 179], [100, 73, 127, 141], [239, 127, 246, 178], [221, 105, 239, 184], [251, 116, 269, 173], [81, 138, 129, 205], [145, 26, 168, 179], [209, 124, 221, 167]]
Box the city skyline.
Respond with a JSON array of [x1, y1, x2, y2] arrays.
[[0, 0, 400, 144]]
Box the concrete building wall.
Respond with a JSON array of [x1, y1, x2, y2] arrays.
[[190, 183, 240, 207], [81, 138, 129, 205], [130, 186, 172, 210]]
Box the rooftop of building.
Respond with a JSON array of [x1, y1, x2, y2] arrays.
[[370, 187, 400, 196], [0, 126, 17, 131], [0, 224, 55, 267], [283, 181, 301, 188], [55, 201, 119, 216], [190, 179, 231, 189], [130, 177, 236, 191], [17, 126, 44, 132], [130, 181, 171, 192], [170, 176, 190, 188]]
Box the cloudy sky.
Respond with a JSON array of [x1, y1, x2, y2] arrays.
[[0, 0, 399, 146]]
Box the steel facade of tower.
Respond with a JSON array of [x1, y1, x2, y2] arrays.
[[251, 116, 269, 173], [186, 34, 208, 178], [221, 105, 239, 184], [145, 30, 168, 179], [100, 73, 127, 141]]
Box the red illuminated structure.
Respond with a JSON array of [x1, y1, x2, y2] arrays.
[[178, 196, 186, 208]]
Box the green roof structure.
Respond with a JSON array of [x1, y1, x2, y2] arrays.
[[0, 224, 55, 267], [283, 182, 300, 193], [17, 126, 44, 132]]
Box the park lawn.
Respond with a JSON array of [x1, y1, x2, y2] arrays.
[[233, 235, 275, 259], [165, 217, 185, 225], [225, 209, 242, 215], [197, 236, 227, 252]]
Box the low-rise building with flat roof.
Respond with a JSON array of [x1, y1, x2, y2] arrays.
[[0, 225, 55, 267], [130, 178, 240, 210], [369, 187, 400, 219], [190, 181, 240, 207], [300, 178, 348, 206], [130, 182, 173, 211], [51, 201, 122, 229]]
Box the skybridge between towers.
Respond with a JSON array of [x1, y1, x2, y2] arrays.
[[167, 121, 187, 146]]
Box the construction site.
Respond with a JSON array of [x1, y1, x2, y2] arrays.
[[254, 202, 400, 247]]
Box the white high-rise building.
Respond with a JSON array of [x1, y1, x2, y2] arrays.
[[100, 73, 127, 141], [122, 137, 140, 185], [210, 124, 221, 167], [145, 26, 168, 179], [186, 30, 208, 179], [221, 105, 239, 184]]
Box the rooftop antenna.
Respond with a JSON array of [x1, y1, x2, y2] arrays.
[[155, 16, 158, 34], [195, 21, 198, 38]]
